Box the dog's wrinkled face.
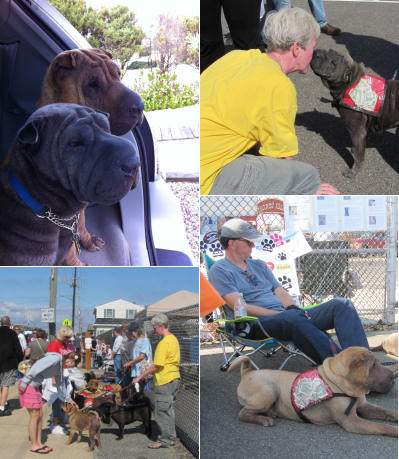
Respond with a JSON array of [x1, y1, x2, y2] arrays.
[[311, 48, 356, 91], [322, 346, 394, 396], [15, 103, 140, 205], [86, 379, 100, 392], [41, 48, 144, 136], [61, 401, 76, 415]]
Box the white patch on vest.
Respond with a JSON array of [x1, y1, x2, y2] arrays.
[[349, 79, 378, 112], [293, 374, 330, 410]]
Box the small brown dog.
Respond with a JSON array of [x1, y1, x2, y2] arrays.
[[61, 402, 102, 451], [229, 347, 397, 437], [85, 379, 122, 405]]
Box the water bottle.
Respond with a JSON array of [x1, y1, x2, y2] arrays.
[[234, 293, 247, 335], [234, 293, 247, 319]]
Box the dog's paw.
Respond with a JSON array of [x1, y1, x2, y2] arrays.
[[262, 417, 275, 427], [81, 234, 105, 252], [343, 168, 356, 179]]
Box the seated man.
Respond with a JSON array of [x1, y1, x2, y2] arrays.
[[208, 218, 369, 365], [200, 7, 339, 196]]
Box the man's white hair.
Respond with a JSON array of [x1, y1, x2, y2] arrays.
[[264, 7, 320, 52]]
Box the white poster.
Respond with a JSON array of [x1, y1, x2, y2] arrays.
[[284, 197, 313, 233]]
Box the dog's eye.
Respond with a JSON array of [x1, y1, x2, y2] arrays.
[[68, 139, 85, 148], [89, 79, 101, 90]]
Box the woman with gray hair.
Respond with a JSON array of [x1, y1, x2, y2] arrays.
[[132, 313, 180, 449], [200, 7, 339, 197]]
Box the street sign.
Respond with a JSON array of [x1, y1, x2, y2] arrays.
[[41, 308, 55, 323], [62, 319, 71, 327]]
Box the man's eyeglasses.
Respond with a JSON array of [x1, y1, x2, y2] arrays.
[[230, 238, 253, 246]]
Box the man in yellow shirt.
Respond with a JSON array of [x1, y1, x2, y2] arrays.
[[133, 313, 180, 449], [200, 7, 339, 196]]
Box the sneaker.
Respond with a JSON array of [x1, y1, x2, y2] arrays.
[[0, 408, 11, 416], [51, 425, 68, 435]]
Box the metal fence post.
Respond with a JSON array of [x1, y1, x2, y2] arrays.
[[384, 196, 398, 323]]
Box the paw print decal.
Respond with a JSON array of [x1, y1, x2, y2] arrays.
[[207, 242, 223, 257], [260, 238, 275, 252], [277, 252, 287, 261], [270, 233, 284, 247], [278, 275, 292, 290], [200, 240, 208, 253]]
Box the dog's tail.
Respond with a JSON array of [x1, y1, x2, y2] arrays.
[[227, 355, 253, 376]]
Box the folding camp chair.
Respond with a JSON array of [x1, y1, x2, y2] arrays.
[[200, 273, 317, 371]]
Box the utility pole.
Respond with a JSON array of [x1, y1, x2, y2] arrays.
[[71, 267, 77, 332], [49, 267, 57, 340]]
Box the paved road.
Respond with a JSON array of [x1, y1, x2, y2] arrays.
[[292, 0, 399, 194], [200, 331, 398, 459]]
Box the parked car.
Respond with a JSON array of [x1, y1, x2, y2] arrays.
[[350, 231, 386, 249], [0, 0, 194, 266]]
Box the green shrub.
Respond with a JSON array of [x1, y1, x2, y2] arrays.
[[133, 71, 198, 111], [128, 60, 157, 70]]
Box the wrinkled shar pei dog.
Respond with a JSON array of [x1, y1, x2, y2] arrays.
[[229, 347, 397, 437], [311, 48, 399, 178], [38, 48, 144, 265], [0, 103, 139, 266]]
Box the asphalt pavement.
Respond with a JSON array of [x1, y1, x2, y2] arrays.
[[200, 330, 398, 459], [292, 0, 399, 194]]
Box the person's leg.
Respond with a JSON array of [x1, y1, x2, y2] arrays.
[[223, 0, 262, 50], [200, 0, 224, 73], [152, 380, 180, 447], [113, 354, 122, 384], [249, 309, 334, 363], [306, 298, 370, 350], [209, 154, 320, 195], [273, 0, 291, 10], [307, 0, 328, 27], [0, 386, 9, 408], [28, 408, 42, 450]]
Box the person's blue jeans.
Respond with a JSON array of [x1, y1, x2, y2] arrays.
[[249, 298, 369, 364], [271, 0, 328, 27], [113, 354, 122, 384]]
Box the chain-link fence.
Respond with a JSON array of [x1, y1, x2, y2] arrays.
[[200, 196, 397, 324]]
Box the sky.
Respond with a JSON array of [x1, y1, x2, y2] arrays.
[[0, 267, 198, 332], [85, 0, 199, 33]]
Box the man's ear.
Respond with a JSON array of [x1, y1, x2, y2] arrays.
[[292, 42, 301, 57]]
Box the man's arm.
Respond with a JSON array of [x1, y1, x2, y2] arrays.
[[273, 286, 296, 307], [222, 292, 280, 317]]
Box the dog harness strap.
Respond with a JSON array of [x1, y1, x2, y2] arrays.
[[339, 74, 387, 117], [8, 169, 44, 214], [331, 393, 357, 416]]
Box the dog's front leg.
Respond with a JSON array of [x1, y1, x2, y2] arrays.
[[357, 399, 398, 422], [337, 414, 398, 437], [238, 407, 275, 426], [343, 120, 367, 178], [65, 430, 75, 445]]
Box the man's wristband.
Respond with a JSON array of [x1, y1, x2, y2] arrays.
[[285, 304, 301, 310]]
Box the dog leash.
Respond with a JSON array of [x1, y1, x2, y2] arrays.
[[8, 169, 82, 254]]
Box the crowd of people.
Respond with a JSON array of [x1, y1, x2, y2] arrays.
[[0, 313, 181, 453]]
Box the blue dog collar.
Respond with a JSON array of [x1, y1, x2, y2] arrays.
[[8, 169, 44, 214]]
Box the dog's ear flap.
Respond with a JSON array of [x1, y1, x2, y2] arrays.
[[17, 120, 42, 155], [54, 50, 79, 70], [343, 69, 352, 84]]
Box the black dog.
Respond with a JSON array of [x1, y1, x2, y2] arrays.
[[94, 391, 152, 440], [311, 48, 399, 177]]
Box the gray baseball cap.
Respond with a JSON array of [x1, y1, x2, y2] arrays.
[[220, 218, 263, 241]]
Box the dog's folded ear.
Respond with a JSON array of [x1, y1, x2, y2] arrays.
[[17, 121, 40, 145]]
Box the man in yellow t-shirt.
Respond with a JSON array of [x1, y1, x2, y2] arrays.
[[133, 313, 180, 449], [200, 7, 339, 196]]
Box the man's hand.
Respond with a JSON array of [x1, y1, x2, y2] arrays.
[[132, 377, 140, 385], [19, 384, 26, 394], [316, 183, 340, 195], [123, 361, 132, 369]]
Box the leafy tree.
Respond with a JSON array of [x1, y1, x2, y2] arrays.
[[153, 14, 187, 73], [48, 0, 144, 74]]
